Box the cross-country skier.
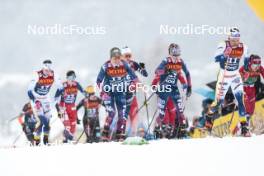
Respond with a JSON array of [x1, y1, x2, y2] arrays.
[[121, 46, 148, 136], [239, 54, 264, 121], [212, 27, 250, 136], [55, 70, 85, 143], [77, 85, 102, 143], [18, 102, 37, 145], [28, 59, 63, 145], [152, 43, 190, 139], [96, 47, 138, 141], [161, 43, 192, 138]]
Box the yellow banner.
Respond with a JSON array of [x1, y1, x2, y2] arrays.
[[191, 98, 264, 138]]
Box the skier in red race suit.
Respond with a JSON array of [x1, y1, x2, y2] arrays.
[[121, 46, 148, 136], [239, 54, 264, 120], [55, 70, 85, 143]]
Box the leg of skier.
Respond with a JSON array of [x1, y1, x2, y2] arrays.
[[214, 71, 233, 113], [39, 98, 52, 145], [32, 100, 45, 145], [243, 86, 256, 120], [171, 95, 187, 139], [115, 92, 127, 141], [101, 93, 116, 141], [65, 104, 78, 141], [231, 77, 250, 136], [125, 92, 134, 136], [128, 96, 138, 136], [82, 116, 90, 143], [154, 93, 169, 139], [93, 116, 101, 142]]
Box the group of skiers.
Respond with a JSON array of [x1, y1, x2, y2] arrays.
[[16, 27, 263, 145]]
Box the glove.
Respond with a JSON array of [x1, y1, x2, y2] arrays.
[[186, 86, 192, 97], [58, 112, 63, 119], [77, 118, 81, 125], [139, 62, 145, 69]]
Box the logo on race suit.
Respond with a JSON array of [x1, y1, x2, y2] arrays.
[[165, 57, 183, 72], [106, 66, 127, 77], [226, 41, 244, 58], [84, 98, 100, 109], [37, 71, 54, 86], [64, 82, 78, 95], [166, 63, 182, 72]]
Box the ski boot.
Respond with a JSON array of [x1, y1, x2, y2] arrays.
[[241, 121, 251, 137], [43, 134, 49, 145], [101, 126, 110, 142], [63, 129, 74, 143], [164, 124, 174, 139], [116, 118, 127, 142], [92, 126, 101, 143], [86, 136, 93, 143], [115, 131, 126, 142], [154, 126, 163, 139], [178, 124, 188, 139], [34, 135, 41, 146], [174, 121, 188, 139]]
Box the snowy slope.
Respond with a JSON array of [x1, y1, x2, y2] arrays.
[[1, 135, 264, 176]]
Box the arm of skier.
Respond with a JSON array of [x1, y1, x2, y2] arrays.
[[96, 65, 106, 90], [27, 72, 38, 102], [181, 59, 192, 97]]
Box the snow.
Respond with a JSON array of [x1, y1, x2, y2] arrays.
[[1, 135, 264, 176]]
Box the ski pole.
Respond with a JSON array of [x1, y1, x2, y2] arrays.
[[144, 92, 150, 130], [135, 92, 155, 115], [12, 131, 24, 146], [75, 130, 85, 144], [145, 108, 158, 136]]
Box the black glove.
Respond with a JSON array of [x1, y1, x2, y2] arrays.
[[139, 62, 145, 69], [77, 118, 81, 125], [186, 86, 192, 97]]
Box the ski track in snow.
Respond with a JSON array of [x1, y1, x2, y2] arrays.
[[0, 135, 264, 176]]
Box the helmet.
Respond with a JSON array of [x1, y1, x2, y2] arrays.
[[42, 59, 52, 70], [110, 47, 122, 58], [121, 46, 132, 55], [168, 43, 181, 56], [228, 27, 240, 39], [85, 85, 95, 94], [66, 70, 76, 81], [249, 54, 261, 71]]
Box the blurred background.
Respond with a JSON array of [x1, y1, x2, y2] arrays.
[[0, 0, 263, 145]]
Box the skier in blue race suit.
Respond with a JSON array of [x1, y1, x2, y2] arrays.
[[152, 43, 191, 139], [96, 47, 138, 141], [27, 59, 63, 145], [212, 27, 250, 136]]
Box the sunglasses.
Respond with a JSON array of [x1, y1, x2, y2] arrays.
[[124, 54, 132, 58]]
